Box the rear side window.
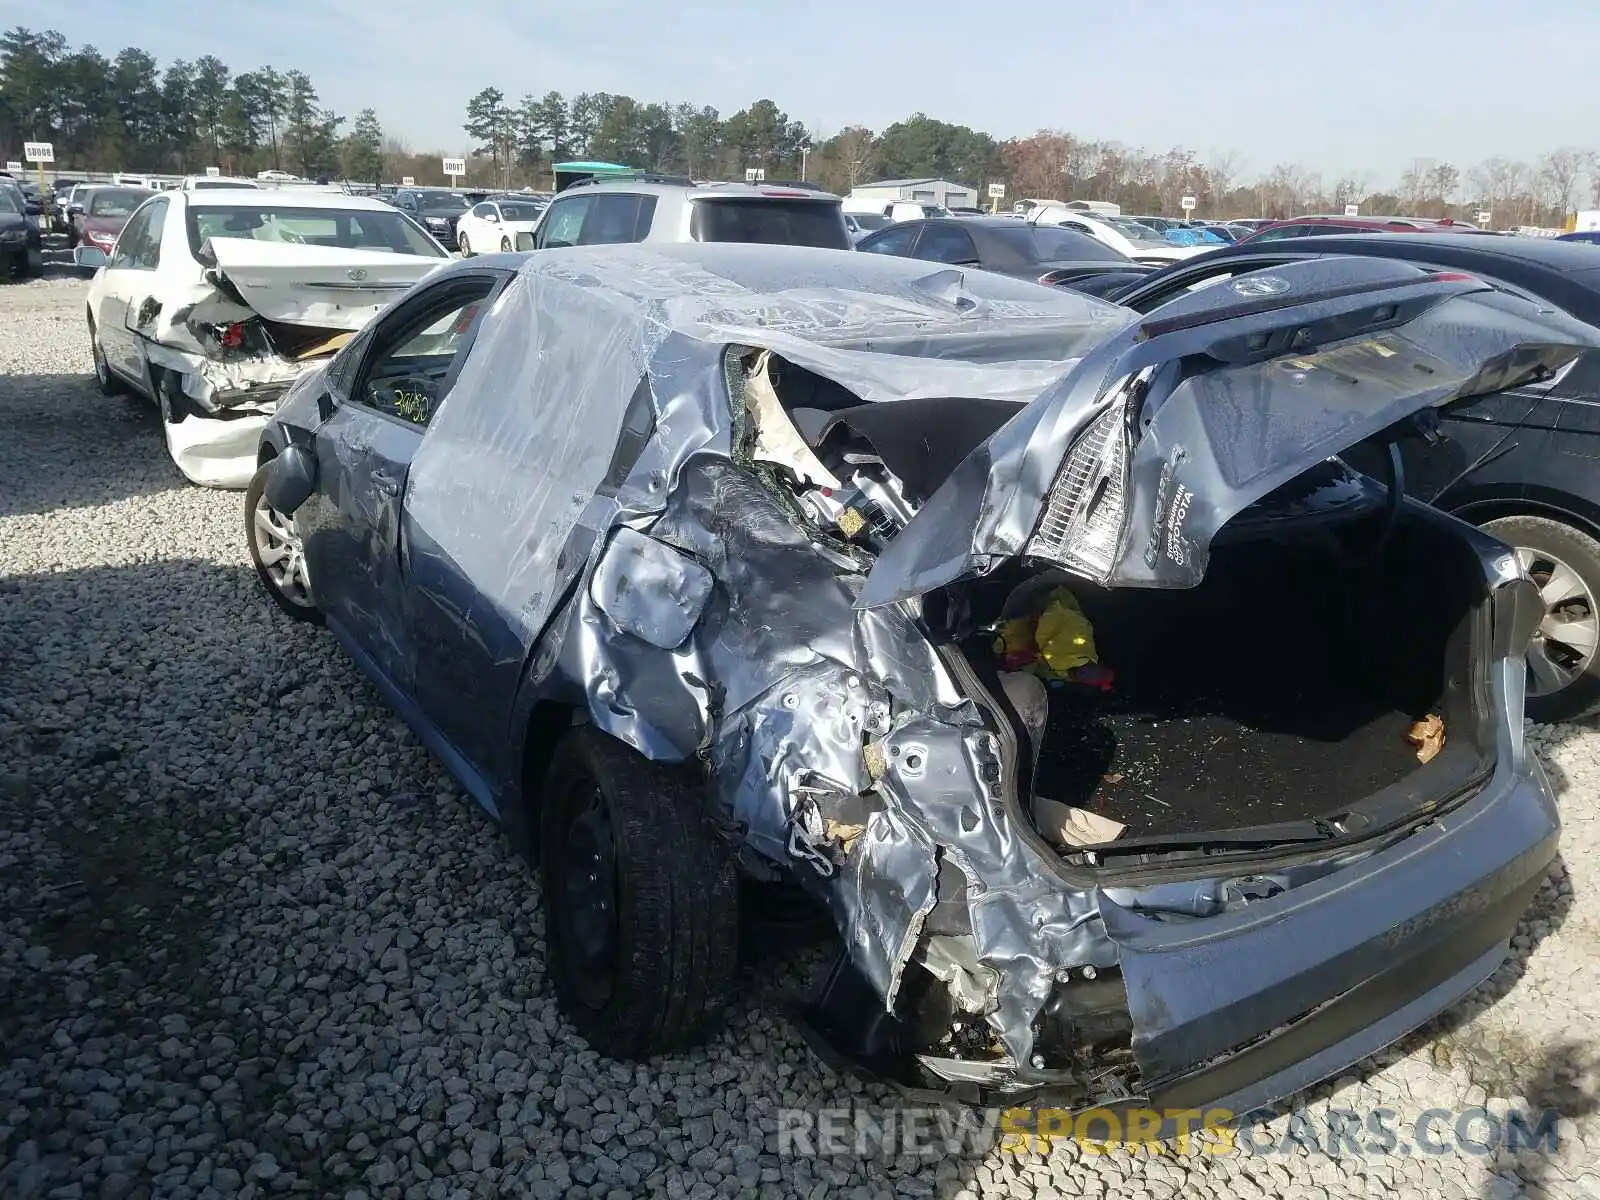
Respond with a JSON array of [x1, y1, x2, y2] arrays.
[[1025, 226, 1124, 262], [579, 194, 657, 245], [914, 223, 979, 264], [691, 199, 850, 250]]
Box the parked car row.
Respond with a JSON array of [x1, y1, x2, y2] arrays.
[[76, 171, 1600, 728]]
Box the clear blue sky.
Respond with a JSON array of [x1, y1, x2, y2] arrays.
[[10, 0, 1600, 184]]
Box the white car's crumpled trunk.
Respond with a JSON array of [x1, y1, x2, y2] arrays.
[[140, 239, 444, 488]]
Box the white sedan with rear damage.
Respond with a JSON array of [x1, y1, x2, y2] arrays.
[[84, 189, 450, 488]]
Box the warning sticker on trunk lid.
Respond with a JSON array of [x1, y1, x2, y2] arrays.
[[1146, 445, 1194, 570]]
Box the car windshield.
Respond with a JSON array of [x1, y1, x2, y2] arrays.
[[421, 193, 469, 213], [853, 212, 891, 230], [0, 190, 20, 216], [497, 202, 545, 221], [187, 204, 448, 258], [192, 180, 258, 190], [89, 189, 151, 218], [690, 198, 851, 250]]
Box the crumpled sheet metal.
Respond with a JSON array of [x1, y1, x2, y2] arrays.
[[399, 244, 1145, 1073], [589, 527, 713, 650], [126, 279, 313, 488], [161, 409, 270, 488], [859, 256, 1600, 608]]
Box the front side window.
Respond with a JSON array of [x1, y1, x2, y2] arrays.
[[536, 197, 592, 248], [359, 283, 498, 426]]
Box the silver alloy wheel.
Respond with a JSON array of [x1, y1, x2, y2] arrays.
[[252, 491, 314, 609], [1517, 543, 1600, 696]]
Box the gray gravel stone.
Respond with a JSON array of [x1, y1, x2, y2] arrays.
[[0, 275, 1597, 1200]]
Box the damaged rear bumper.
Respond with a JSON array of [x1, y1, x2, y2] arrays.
[[806, 743, 1558, 1117], [1113, 756, 1558, 1123], [148, 348, 306, 489]]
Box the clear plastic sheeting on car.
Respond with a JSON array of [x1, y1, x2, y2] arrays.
[[398, 244, 1135, 1074]]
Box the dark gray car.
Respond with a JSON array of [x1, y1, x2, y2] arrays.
[[857, 216, 1152, 290], [243, 244, 1574, 1114]]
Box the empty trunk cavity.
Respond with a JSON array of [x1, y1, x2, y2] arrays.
[[967, 509, 1490, 852]]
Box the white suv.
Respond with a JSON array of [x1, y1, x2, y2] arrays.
[[525, 175, 851, 252]]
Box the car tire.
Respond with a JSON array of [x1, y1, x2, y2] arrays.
[[88, 317, 126, 396], [539, 726, 739, 1058], [1483, 515, 1600, 723], [156, 370, 203, 424], [500, 236, 512, 252], [244, 461, 323, 623], [459, 233, 472, 257]]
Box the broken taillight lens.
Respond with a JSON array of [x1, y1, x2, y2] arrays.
[[1026, 392, 1131, 581]]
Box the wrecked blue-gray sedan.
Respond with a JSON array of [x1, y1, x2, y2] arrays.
[[245, 243, 1580, 1114]]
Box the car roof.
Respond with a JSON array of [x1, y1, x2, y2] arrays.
[[562, 178, 842, 202], [180, 190, 398, 213], [1232, 231, 1600, 272]]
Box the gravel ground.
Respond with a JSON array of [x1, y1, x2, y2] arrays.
[[1, 275, 1598, 1200]]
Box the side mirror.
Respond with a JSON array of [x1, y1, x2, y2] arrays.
[[73, 246, 108, 269], [263, 444, 319, 515], [485, 212, 499, 223], [514, 231, 536, 252]]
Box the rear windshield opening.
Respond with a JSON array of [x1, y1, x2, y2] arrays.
[[187, 205, 448, 259], [691, 199, 850, 250]]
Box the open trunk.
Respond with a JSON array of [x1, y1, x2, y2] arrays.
[[958, 507, 1489, 847]]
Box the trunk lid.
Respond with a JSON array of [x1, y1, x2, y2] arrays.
[[857, 256, 1600, 609], [205, 238, 445, 330]]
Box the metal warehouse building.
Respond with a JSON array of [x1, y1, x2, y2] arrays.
[[846, 177, 980, 210]]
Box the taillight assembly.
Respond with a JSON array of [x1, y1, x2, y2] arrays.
[[212, 321, 247, 350], [1026, 391, 1131, 580]]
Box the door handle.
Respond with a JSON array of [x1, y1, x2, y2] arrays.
[[372, 471, 401, 498]]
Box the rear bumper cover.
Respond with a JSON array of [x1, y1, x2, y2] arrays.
[[1113, 757, 1557, 1104], [812, 755, 1558, 1116]]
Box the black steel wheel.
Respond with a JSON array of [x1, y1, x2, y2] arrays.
[[539, 727, 739, 1057]]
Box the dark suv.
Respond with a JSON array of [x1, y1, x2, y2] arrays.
[[392, 188, 471, 243]]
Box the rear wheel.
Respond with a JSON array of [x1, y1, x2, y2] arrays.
[[1483, 515, 1600, 722], [500, 236, 512, 252], [245, 461, 322, 622], [539, 727, 739, 1057], [458, 232, 472, 257]]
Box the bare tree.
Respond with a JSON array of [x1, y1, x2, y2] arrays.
[[1206, 149, 1240, 207], [1539, 148, 1593, 219]]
